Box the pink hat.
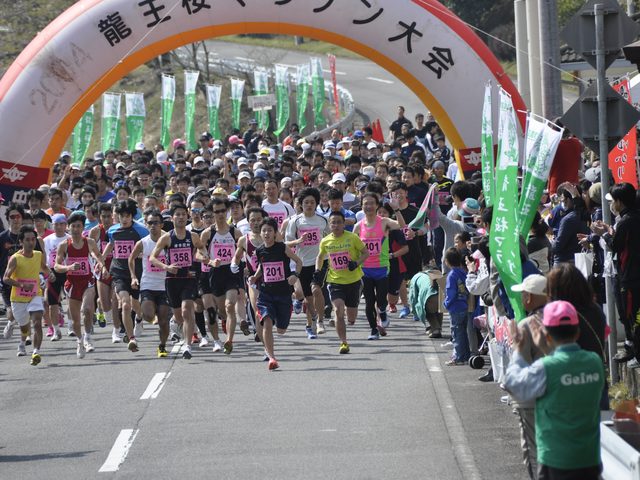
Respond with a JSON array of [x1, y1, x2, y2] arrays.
[[543, 300, 578, 327], [228, 135, 242, 145], [172, 138, 186, 149]]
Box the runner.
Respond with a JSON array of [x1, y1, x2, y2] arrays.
[[376, 204, 409, 314], [1, 203, 24, 339], [43, 213, 69, 341], [315, 211, 369, 353], [54, 212, 104, 357], [3, 226, 54, 365], [262, 178, 295, 232], [150, 203, 209, 360], [199, 198, 245, 355], [129, 209, 171, 358], [354, 192, 409, 340], [285, 187, 330, 338], [248, 217, 302, 370], [186, 198, 209, 346], [102, 199, 149, 352]]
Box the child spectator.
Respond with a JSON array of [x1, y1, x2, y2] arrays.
[[454, 231, 472, 261], [504, 300, 604, 480], [443, 247, 470, 365]]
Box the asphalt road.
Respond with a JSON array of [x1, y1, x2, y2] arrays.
[[0, 304, 527, 480]]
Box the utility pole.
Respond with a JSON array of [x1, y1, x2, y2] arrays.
[[515, 0, 530, 107], [526, 0, 543, 115], [538, 0, 563, 119]]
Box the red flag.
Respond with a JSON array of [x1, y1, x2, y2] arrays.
[[328, 54, 340, 120], [372, 119, 384, 143], [610, 78, 638, 188]]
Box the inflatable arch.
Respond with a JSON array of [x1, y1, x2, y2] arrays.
[[0, 0, 525, 196]]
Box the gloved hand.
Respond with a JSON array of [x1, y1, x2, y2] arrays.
[[348, 261, 358, 271], [312, 270, 324, 285], [230, 262, 240, 274]]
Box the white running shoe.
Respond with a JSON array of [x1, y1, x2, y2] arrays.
[[111, 330, 122, 343], [51, 329, 62, 342], [316, 320, 326, 335], [212, 340, 223, 353], [199, 336, 210, 348], [134, 322, 143, 338], [76, 341, 86, 359], [3, 320, 16, 339], [84, 334, 95, 353], [17, 344, 26, 356]]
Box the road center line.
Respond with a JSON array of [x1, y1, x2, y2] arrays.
[[170, 343, 181, 356], [423, 354, 482, 480], [98, 429, 139, 473], [140, 372, 171, 400], [366, 76, 394, 84]]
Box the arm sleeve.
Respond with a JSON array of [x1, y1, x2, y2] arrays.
[[503, 353, 547, 403]]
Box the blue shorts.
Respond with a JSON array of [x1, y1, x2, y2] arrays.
[[256, 291, 292, 331]]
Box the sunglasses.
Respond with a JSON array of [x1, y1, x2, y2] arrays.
[[191, 208, 202, 213], [213, 210, 227, 214]]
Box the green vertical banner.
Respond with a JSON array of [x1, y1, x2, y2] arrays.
[[125, 92, 145, 152], [253, 70, 270, 131], [206, 84, 222, 140], [480, 83, 495, 207], [296, 63, 310, 134], [160, 74, 175, 149], [489, 89, 525, 321], [101, 92, 121, 152], [273, 64, 290, 137], [184, 70, 199, 150], [520, 114, 545, 208], [230, 78, 245, 131], [517, 117, 563, 235], [310, 57, 325, 128], [72, 105, 94, 165]]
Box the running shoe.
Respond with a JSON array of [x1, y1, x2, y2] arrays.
[[112, 330, 122, 343], [377, 324, 387, 337], [212, 340, 223, 353], [76, 341, 86, 359], [199, 336, 209, 348], [192, 333, 200, 344], [25, 336, 32, 346], [223, 340, 233, 355], [398, 306, 411, 319], [134, 322, 143, 339], [389, 304, 397, 313], [268, 358, 279, 370], [240, 320, 251, 336], [51, 329, 62, 341], [368, 331, 380, 340], [316, 320, 326, 335], [17, 344, 26, 357], [182, 347, 192, 360], [30, 353, 41, 366], [3, 320, 16, 339], [170, 332, 181, 342], [263, 349, 270, 362], [84, 335, 95, 353], [293, 299, 303, 314], [127, 338, 139, 352], [379, 312, 390, 329], [339, 342, 350, 354], [428, 329, 442, 339], [329, 319, 335, 327], [157, 345, 168, 358], [96, 312, 106, 328], [46, 326, 54, 337], [221, 319, 227, 335], [306, 326, 317, 340]]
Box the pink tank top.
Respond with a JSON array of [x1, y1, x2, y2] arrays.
[[358, 215, 385, 268]]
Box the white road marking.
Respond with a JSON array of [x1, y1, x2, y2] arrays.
[[170, 343, 181, 356], [323, 69, 346, 75], [366, 76, 394, 84], [235, 56, 253, 61], [98, 429, 139, 473], [140, 372, 171, 400]]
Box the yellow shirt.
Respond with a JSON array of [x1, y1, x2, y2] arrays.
[[10, 250, 43, 302], [318, 231, 365, 285]]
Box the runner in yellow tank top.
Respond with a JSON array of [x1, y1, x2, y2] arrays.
[[3, 226, 55, 366]]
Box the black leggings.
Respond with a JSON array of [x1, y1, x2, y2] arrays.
[[362, 275, 388, 331]]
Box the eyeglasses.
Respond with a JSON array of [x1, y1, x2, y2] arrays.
[[9, 214, 21, 220], [191, 208, 202, 213], [146, 221, 161, 226], [213, 210, 227, 214]]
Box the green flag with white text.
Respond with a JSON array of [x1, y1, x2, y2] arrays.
[[160, 74, 175, 149], [274, 64, 290, 137], [489, 89, 525, 321], [253, 70, 270, 131], [296, 64, 310, 134], [231, 78, 245, 131], [310, 57, 325, 128], [101, 92, 121, 152], [480, 83, 495, 207], [72, 105, 93, 166], [125, 92, 145, 152], [206, 84, 222, 140], [184, 70, 199, 150]]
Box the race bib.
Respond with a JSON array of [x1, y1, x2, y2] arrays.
[[113, 240, 134, 259], [66, 257, 90, 276], [248, 253, 259, 272], [16, 278, 37, 298], [147, 254, 166, 273], [364, 239, 382, 256], [329, 251, 350, 271], [263, 261, 285, 283], [201, 262, 211, 273], [269, 211, 286, 227], [48, 249, 57, 267], [213, 243, 235, 265], [298, 227, 321, 247], [169, 247, 192, 268]]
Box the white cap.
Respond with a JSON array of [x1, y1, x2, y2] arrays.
[[367, 142, 378, 150], [362, 165, 375, 179], [253, 162, 265, 171], [212, 158, 225, 169], [135, 142, 145, 151], [280, 177, 292, 187], [237, 157, 249, 166], [283, 145, 296, 153], [511, 274, 547, 296], [301, 143, 311, 151], [330, 172, 347, 185], [238, 171, 252, 180], [156, 151, 168, 162], [194, 156, 205, 164]]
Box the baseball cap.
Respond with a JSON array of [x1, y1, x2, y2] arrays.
[[367, 142, 378, 150], [51, 213, 67, 224], [156, 151, 168, 162], [322, 149, 332, 157], [259, 147, 270, 157], [194, 156, 206, 165], [280, 177, 292, 188], [212, 187, 227, 196], [254, 168, 269, 180], [237, 157, 249, 166], [588, 183, 602, 205], [70, 163, 81, 170], [253, 162, 265, 171], [94, 151, 105, 160], [238, 171, 252, 180], [228, 135, 242, 145], [511, 274, 547, 296], [199, 132, 212, 141], [172, 139, 186, 149], [283, 145, 296, 153], [135, 142, 145, 151], [330, 173, 347, 185], [60, 151, 71, 159], [543, 300, 579, 327], [458, 198, 481, 218], [212, 158, 224, 169], [116, 162, 126, 169], [353, 130, 364, 138]]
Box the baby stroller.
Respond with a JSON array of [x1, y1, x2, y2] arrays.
[[468, 313, 491, 369]]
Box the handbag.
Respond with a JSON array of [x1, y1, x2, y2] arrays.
[[574, 251, 594, 279]]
